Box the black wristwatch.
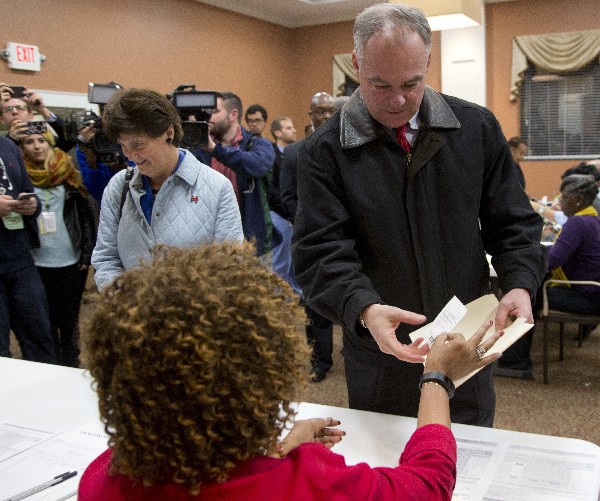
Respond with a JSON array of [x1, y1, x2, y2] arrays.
[[419, 371, 455, 399]]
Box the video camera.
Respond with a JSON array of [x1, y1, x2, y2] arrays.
[[65, 82, 124, 164], [169, 85, 217, 149]]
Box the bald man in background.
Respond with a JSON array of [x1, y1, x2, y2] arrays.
[[280, 92, 336, 383]]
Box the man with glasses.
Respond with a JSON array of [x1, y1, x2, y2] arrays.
[[280, 92, 336, 383], [0, 83, 75, 152], [280, 92, 336, 219], [244, 103, 268, 137]]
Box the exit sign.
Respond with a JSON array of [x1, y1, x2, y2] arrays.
[[7, 42, 41, 71]]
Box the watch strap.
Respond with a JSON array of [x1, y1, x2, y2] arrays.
[[419, 371, 455, 399]]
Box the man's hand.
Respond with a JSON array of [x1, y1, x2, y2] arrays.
[[361, 303, 429, 363], [201, 134, 216, 153], [13, 194, 38, 216], [78, 124, 96, 142], [0, 83, 12, 102], [22, 89, 51, 119], [495, 287, 533, 331], [0, 195, 19, 217], [8, 120, 29, 142]]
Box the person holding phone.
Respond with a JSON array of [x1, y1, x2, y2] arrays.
[[0, 136, 56, 363], [0, 83, 75, 152], [20, 131, 95, 367]]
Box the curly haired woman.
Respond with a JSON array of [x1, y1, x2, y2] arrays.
[[79, 241, 503, 500]]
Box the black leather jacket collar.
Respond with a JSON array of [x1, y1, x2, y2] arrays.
[[339, 86, 461, 149]]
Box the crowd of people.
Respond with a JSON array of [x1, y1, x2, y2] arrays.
[[0, 2, 598, 498]]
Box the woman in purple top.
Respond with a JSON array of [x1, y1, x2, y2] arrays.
[[546, 174, 600, 315]]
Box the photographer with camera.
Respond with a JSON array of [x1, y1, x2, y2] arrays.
[[76, 122, 130, 203], [192, 92, 278, 257], [0, 83, 75, 153], [66, 83, 132, 204]]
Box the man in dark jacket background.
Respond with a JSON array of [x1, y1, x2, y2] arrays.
[[0, 136, 55, 363], [292, 3, 547, 425], [281, 92, 337, 383]]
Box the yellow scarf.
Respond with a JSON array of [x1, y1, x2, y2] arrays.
[[24, 147, 89, 199], [550, 205, 598, 287]]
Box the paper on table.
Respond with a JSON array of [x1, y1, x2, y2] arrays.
[[409, 294, 534, 388], [0, 420, 108, 500], [0, 423, 58, 462], [452, 435, 600, 500]]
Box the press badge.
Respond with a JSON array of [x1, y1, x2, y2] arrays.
[[2, 212, 24, 230], [39, 211, 57, 234]]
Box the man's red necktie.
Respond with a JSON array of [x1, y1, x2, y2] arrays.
[[396, 123, 412, 154]]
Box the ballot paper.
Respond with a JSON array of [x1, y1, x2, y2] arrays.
[[410, 296, 468, 347], [451, 435, 600, 501], [409, 294, 534, 388], [0, 423, 58, 462], [0, 420, 108, 500]]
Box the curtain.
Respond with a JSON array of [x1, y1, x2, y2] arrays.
[[510, 29, 600, 102], [333, 54, 357, 97]]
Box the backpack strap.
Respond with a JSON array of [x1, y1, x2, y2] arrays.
[[118, 166, 135, 219]]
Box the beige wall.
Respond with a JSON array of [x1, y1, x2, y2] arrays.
[[1, 0, 596, 197], [1, 0, 296, 134], [0, 0, 440, 143]]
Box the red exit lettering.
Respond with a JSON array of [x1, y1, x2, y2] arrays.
[[16, 45, 35, 63]]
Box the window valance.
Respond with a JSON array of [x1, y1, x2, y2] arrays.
[[510, 29, 600, 101], [333, 54, 357, 97]]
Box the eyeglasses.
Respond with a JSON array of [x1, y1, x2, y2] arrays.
[[311, 107, 336, 117], [246, 118, 265, 124], [2, 105, 28, 113]]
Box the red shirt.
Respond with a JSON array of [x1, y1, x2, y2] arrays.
[[209, 126, 243, 201], [78, 424, 456, 500]]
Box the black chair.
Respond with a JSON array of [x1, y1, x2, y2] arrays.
[[540, 279, 600, 384]]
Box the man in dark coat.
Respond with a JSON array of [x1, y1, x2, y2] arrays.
[[0, 136, 56, 363], [281, 92, 337, 382], [291, 3, 547, 425]]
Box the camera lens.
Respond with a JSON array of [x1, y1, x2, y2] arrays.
[[182, 122, 208, 148]]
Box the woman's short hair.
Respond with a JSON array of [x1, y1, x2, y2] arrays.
[[102, 88, 183, 145], [87, 241, 308, 494], [354, 3, 432, 64], [560, 174, 599, 206]]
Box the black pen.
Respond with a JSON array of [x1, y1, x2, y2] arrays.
[[4, 471, 78, 501]]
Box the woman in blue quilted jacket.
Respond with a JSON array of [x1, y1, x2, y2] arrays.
[[91, 88, 243, 290]]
